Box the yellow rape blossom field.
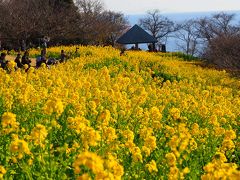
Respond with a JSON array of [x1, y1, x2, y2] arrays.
[[0, 46, 240, 179]]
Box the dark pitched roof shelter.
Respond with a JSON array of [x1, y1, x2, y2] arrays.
[[116, 24, 158, 44]]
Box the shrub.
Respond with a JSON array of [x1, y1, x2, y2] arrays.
[[205, 35, 240, 69]]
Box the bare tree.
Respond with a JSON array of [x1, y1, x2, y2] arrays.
[[139, 9, 179, 48], [74, 0, 129, 45], [196, 12, 240, 69], [197, 12, 240, 43], [174, 12, 240, 59], [74, 0, 104, 44], [95, 11, 129, 45], [175, 19, 202, 56], [0, 0, 128, 48], [0, 0, 81, 48], [205, 34, 240, 69], [75, 0, 103, 14]]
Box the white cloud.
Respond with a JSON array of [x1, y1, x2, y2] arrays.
[[103, 0, 240, 14]]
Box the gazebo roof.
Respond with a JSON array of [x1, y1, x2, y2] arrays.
[[116, 24, 158, 44]]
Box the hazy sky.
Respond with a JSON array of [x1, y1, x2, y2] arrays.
[[103, 0, 240, 14]]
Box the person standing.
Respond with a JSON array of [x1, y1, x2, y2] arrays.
[[60, 50, 66, 63]]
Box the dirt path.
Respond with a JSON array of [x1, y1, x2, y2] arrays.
[[6, 55, 36, 67]]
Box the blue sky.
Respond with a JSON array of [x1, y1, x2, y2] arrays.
[[103, 0, 240, 14]]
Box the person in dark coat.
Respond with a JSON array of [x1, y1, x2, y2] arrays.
[[60, 50, 66, 63], [36, 50, 47, 68], [0, 52, 9, 70], [15, 53, 23, 68], [21, 51, 31, 68]]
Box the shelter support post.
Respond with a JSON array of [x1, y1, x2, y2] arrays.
[[135, 43, 139, 50]]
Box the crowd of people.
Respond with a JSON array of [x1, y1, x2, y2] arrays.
[[0, 49, 68, 71]]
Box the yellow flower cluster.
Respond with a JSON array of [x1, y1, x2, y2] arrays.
[[73, 152, 124, 179], [10, 137, 31, 159], [73, 152, 104, 177], [1, 112, 19, 134], [146, 160, 158, 173], [30, 124, 48, 147], [67, 116, 101, 149], [7, 60, 16, 70], [0, 46, 239, 179], [43, 98, 64, 116], [169, 107, 181, 120], [202, 152, 240, 179], [0, 166, 6, 179]]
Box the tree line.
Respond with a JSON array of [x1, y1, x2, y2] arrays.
[[138, 10, 240, 69], [0, 0, 128, 50]]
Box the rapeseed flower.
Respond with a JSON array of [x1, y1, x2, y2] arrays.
[[43, 98, 64, 116], [166, 153, 177, 167], [10, 138, 31, 157], [169, 107, 181, 120], [146, 160, 158, 173], [73, 152, 104, 177], [0, 166, 6, 179], [1, 112, 19, 134], [30, 124, 48, 147]]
